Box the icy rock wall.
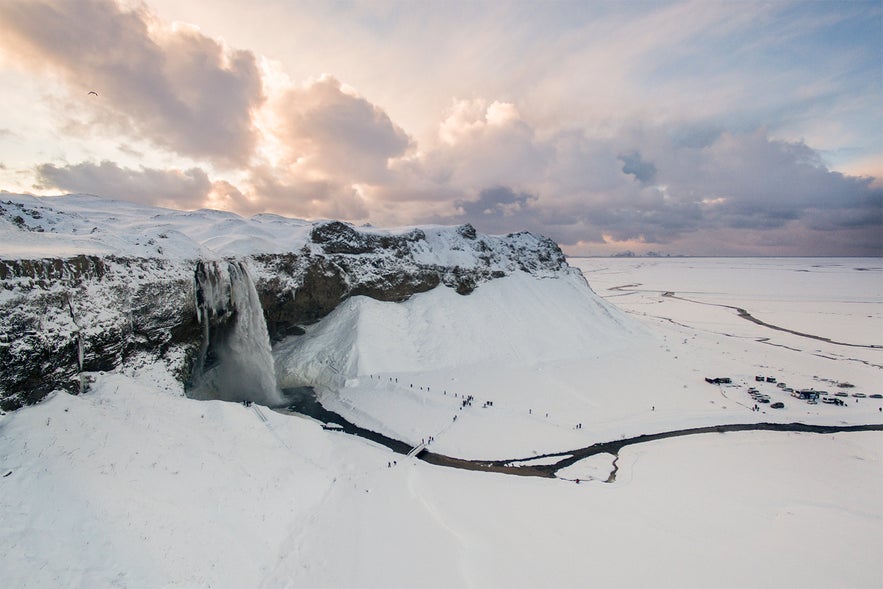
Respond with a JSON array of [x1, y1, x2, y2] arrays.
[[191, 260, 282, 406], [0, 256, 200, 411]]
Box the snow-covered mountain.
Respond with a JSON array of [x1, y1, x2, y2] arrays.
[[0, 193, 630, 410]]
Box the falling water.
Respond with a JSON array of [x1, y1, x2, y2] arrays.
[[77, 331, 85, 394], [191, 260, 283, 406]]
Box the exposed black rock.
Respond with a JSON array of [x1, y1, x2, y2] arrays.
[[0, 257, 199, 410]]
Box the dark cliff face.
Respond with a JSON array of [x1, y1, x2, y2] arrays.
[[0, 257, 200, 411], [248, 221, 568, 341], [251, 250, 442, 342], [0, 221, 572, 410]]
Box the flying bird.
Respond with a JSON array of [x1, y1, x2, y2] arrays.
[[87, 91, 98, 96]]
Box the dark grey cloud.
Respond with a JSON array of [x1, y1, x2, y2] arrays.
[[656, 132, 882, 236], [35, 160, 213, 209], [456, 186, 537, 219], [404, 122, 881, 255], [619, 151, 657, 185], [0, 0, 263, 166]]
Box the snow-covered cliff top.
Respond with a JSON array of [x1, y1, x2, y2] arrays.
[[0, 193, 310, 259], [0, 194, 564, 276]]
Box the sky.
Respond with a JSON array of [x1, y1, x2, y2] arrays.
[[0, 0, 880, 256]]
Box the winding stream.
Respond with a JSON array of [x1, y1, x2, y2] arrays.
[[608, 283, 882, 350], [281, 387, 883, 481]]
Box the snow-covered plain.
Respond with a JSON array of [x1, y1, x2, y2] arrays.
[[1, 194, 881, 588]]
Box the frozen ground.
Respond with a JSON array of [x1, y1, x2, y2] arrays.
[[1, 253, 881, 588]]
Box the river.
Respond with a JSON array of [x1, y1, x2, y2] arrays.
[[279, 387, 883, 481]]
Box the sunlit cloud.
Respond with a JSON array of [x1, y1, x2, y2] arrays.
[[35, 160, 213, 209], [0, 0, 880, 255], [0, 0, 264, 166]]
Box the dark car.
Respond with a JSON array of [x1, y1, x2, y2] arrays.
[[770, 402, 784, 409]]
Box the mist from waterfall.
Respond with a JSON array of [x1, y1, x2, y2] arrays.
[[191, 260, 284, 407]]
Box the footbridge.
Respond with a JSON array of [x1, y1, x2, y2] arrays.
[[407, 443, 427, 457]]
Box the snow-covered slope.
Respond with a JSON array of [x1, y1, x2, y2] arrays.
[[277, 270, 638, 386], [0, 193, 312, 259]]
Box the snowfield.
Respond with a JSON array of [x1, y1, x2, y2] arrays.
[[1, 195, 881, 588], [2, 373, 880, 588]]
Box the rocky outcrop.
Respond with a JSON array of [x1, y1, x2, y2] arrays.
[[0, 257, 200, 410], [0, 220, 573, 410]]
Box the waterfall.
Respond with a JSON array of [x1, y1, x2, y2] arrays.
[[66, 293, 86, 394], [191, 260, 283, 406]]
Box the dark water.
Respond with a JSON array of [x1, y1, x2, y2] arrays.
[[281, 387, 411, 454], [280, 386, 883, 480]]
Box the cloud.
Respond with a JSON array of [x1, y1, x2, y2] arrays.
[[392, 108, 881, 255], [0, 0, 263, 166], [455, 185, 537, 227], [415, 98, 551, 192], [619, 152, 657, 185], [3, 1, 878, 256], [35, 160, 213, 209], [266, 75, 411, 185], [656, 130, 883, 229], [247, 163, 370, 220]]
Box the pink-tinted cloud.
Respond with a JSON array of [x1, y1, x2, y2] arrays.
[[267, 75, 412, 184], [35, 160, 213, 209], [0, 0, 263, 166], [4, 1, 879, 256], [247, 162, 370, 221]]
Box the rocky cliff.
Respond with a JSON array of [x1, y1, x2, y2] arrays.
[[0, 195, 573, 410]]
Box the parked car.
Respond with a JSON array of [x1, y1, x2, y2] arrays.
[[705, 377, 732, 384]]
